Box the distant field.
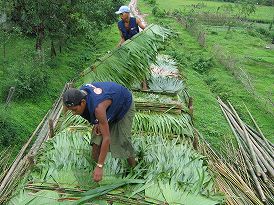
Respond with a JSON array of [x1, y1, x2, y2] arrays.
[[156, 0, 274, 22], [139, 0, 274, 144]]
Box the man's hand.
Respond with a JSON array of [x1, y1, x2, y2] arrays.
[[93, 166, 103, 182]]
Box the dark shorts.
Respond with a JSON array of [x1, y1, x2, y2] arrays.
[[90, 101, 135, 159]]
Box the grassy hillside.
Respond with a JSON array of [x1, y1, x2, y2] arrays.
[[1, 0, 272, 158], [138, 0, 274, 147], [0, 25, 120, 157], [154, 0, 274, 22]]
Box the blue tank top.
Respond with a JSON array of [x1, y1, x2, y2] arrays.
[[80, 82, 132, 124], [118, 17, 140, 40]]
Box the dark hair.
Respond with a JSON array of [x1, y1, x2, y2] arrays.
[[63, 88, 86, 107]]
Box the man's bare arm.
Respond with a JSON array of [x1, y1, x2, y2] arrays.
[[92, 99, 112, 182], [95, 99, 112, 166], [136, 18, 146, 30], [117, 26, 125, 47]]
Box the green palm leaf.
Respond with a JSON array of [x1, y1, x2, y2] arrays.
[[79, 24, 173, 88]]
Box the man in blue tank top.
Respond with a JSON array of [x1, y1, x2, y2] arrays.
[[63, 82, 136, 182], [115, 5, 146, 47], [115, 5, 148, 90]]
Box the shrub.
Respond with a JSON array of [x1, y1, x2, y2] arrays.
[[46, 59, 59, 69], [0, 109, 22, 148], [152, 6, 166, 17], [3, 62, 49, 100], [15, 67, 48, 99], [68, 52, 91, 72], [144, 0, 156, 5], [204, 76, 217, 86], [255, 27, 270, 37], [192, 56, 213, 74]]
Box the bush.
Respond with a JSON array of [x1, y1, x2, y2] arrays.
[[68, 52, 91, 72], [3, 62, 49, 100], [192, 56, 213, 74], [152, 6, 166, 17], [15, 67, 48, 99], [0, 109, 22, 148], [255, 27, 270, 37], [46, 59, 59, 69], [145, 0, 156, 5]]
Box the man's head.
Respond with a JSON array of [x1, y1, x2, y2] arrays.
[[63, 88, 87, 115], [115, 5, 130, 21]]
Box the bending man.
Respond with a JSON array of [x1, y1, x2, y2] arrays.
[[63, 82, 136, 182]]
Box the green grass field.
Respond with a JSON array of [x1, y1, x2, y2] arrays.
[[155, 0, 274, 22], [0, 25, 119, 157], [138, 0, 274, 146]]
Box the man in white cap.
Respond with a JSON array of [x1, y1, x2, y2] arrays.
[[115, 5, 146, 47], [115, 5, 148, 90]]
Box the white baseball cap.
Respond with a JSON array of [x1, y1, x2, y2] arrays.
[[115, 6, 130, 14]]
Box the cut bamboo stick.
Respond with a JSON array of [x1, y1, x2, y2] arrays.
[[227, 101, 261, 177], [246, 126, 274, 159], [244, 104, 273, 153]]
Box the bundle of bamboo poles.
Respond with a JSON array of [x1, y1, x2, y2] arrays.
[[200, 139, 264, 205], [217, 97, 274, 203]]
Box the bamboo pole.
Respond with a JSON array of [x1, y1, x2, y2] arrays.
[[218, 100, 265, 152], [218, 99, 268, 201], [227, 113, 274, 174], [256, 155, 267, 173], [249, 135, 274, 170], [220, 103, 274, 178], [227, 101, 261, 177], [238, 148, 266, 201], [244, 104, 273, 153], [256, 156, 268, 183], [246, 126, 274, 159]]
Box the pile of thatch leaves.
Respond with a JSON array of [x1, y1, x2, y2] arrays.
[[3, 25, 224, 204], [1, 24, 273, 205]]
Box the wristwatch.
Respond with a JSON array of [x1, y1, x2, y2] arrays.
[[96, 163, 103, 168]]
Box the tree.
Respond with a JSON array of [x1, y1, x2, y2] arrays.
[[9, 0, 123, 55], [235, 0, 256, 18]]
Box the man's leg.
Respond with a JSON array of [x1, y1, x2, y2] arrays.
[[92, 143, 101, 162]]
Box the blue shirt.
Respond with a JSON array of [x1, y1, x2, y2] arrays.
[[80, 82, 132, 124], [118, 17, 140, 40]]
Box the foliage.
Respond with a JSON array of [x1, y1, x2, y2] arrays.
[[234, 0, 257, 18], [143, 0, 156, 6], [148, 75, 184, 92], [80, 24, 173, 88], [0, 107, 24, 149], [3, 61, 49, 100], [9, 0, 123, 51], [192, 56, 214, 74], [133, 112, 194, 137], [205, 0, 273, 6], [8, 125, 223, 204], [152, 6, 167, 17]]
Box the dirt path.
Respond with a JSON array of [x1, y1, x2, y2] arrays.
[[129, 0, 148, 28]]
